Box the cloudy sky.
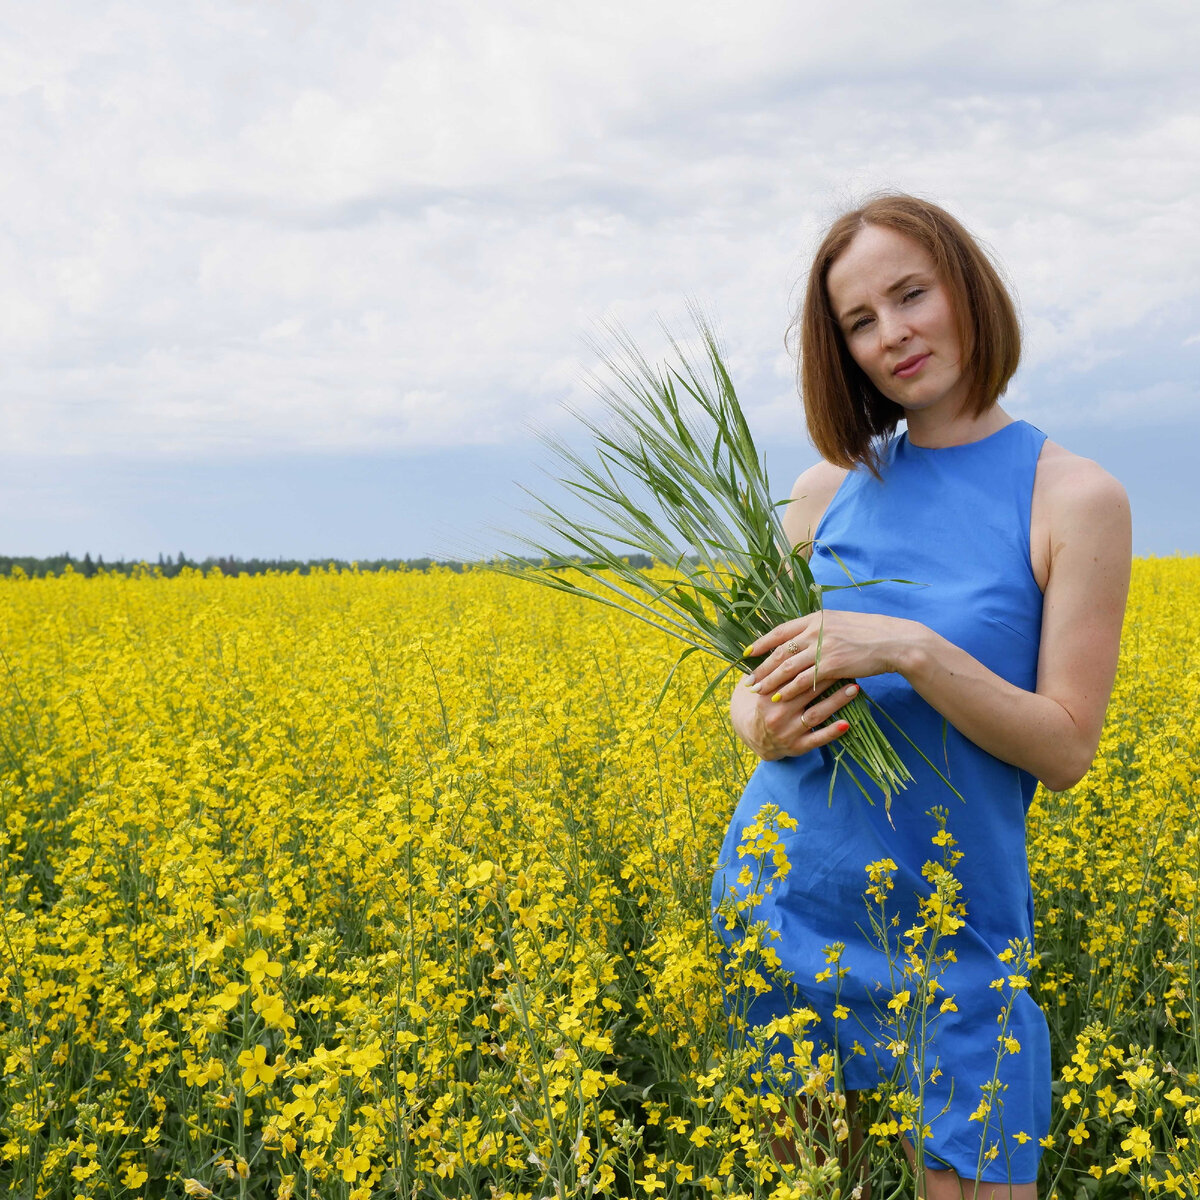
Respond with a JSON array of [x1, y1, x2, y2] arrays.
[[2, 0, 1197, 560]]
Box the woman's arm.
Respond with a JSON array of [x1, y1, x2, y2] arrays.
[[779, 459, 848, 556], [741, 455, 1132, 791], [730, 460, 854, 760]]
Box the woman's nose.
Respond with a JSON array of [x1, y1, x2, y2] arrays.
[[877, 311, 911, 347]]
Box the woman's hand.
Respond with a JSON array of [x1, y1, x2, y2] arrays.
[[731, 610, 914, 760], [741, 610, 919, 702], [730, 673, 860, 761]]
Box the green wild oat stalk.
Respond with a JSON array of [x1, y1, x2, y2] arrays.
[[494, 310, 917, 806]]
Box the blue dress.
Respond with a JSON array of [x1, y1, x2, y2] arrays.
[[711, 420, 1051, 1185]]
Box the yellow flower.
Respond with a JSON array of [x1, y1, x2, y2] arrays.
[[346, 1042, 385, 1078], [1120, 1124, 1152, 1163], [237, 1044, 278, 1090], [334, 1146, 371, 1182], [253, 991, 292, 1030], [464, 860, 494, 888], [243, 949, 283, 986], [213, 981, 248, 1011], [283, 1083, 320, 1124]]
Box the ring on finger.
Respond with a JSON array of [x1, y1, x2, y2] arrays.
[[799, 709, 812, 730], [784, 639, 803, 656]]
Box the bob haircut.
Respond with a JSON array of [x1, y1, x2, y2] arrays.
[[789, 193, 1021, 475]]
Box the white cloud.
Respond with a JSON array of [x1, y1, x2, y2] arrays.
[[1, 0, 1198, 457], [1073, 379, 1197, 428]]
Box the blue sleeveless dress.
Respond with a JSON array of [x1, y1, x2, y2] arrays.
[[711, 420, 1051, 1185]]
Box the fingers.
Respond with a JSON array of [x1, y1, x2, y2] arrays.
[[743, 616, 816, 665], [746, 648, 823, 700], [744, 641, 817, 695], [756, 684, 858, 758], [766, 708, 851, 758], [800, 682, 859, 725], [805, 714, 852, 749], [770, 663, 845, 703]]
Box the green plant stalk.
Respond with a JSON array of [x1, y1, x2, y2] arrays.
[[495, 309, 915, 806]]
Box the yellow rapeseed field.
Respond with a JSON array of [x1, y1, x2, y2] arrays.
[[0, 559, 1197, 1198]]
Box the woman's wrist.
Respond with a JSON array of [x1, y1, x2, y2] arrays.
[[889, 618, 937, 681]]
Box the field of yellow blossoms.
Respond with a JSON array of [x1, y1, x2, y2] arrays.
[[1, 559, 1198, 1199]]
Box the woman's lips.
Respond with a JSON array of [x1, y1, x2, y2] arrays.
[[893, 353, 930, 378]]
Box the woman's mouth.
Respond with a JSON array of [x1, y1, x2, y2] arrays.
[[893, 353, 930, 378]]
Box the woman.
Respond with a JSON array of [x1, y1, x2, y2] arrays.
[[711, 195, 1130, 1197]]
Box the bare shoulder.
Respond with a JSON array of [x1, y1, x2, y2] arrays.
[[781, 460, 849, 553], [1035, 440, 1129, 525], [1031, 439, 1131, 588]]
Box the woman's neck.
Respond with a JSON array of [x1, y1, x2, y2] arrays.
[[904, 405, 1013, 449]]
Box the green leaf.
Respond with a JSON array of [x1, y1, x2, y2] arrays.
[[491, 309, 918, 801]]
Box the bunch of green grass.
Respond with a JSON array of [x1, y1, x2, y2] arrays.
[[496, 312, 912, 805]]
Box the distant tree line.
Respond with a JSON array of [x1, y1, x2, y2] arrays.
[[0, 552, 657, 579]]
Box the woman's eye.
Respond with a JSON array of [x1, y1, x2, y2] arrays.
[[849, 315, 873, 332], [902, 287, 925, 302]]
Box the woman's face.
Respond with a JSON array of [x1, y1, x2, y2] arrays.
[[825, 224, 968, 419]]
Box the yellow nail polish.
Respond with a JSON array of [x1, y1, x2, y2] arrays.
[[743, 642, 756, 656], [771, 692, 782, 703]]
